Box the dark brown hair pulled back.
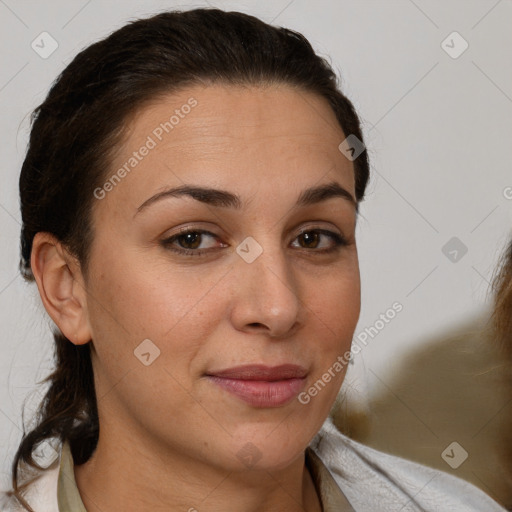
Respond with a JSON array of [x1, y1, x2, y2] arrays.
[[12, 7, 370, 510]]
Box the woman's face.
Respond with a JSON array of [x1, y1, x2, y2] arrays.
[[83, 83, 360, 471]]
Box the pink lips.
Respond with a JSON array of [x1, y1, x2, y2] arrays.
[[206, 364, 307, 408]]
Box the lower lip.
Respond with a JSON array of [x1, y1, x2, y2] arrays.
[[206, 376, 306, 407]]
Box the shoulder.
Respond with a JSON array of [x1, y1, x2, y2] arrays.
[[0, 463, 60, 512], [309, 416, 507, 512]]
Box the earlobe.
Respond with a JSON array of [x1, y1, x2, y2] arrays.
[[30, 232, 92, 346]]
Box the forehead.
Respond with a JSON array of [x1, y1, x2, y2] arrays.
[[94, 83, 355, 219]]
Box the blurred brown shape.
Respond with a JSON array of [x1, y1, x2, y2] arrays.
[[333, 313, 512, 509]]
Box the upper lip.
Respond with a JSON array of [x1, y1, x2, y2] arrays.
[[206, 364, 308, 381]]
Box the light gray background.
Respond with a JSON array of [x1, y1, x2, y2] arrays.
[[1, 0, 511, 494]]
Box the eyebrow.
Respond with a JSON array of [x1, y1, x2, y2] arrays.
[[135, 180, 357, 217]]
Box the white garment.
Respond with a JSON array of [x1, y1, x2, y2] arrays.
[[1, 415, 506, 511], [309, 416, 506, 511]]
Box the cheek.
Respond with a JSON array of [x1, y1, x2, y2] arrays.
[[307, 265, 361, 342], [301, 266, 360, 392], [84, 245, 226, 429], [85, 244, 226, 377]]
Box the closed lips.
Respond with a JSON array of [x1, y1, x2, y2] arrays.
[[205, 364, 308, 408], [206, 364, 308, 380]]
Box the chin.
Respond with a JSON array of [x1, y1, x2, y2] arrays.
[[223, 420, 313, 472]]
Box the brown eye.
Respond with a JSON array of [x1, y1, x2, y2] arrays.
[[298, 231, 320, 249], [292, 229, 347, 252], [176, 232, 202, 250], [161, 229, 225, 256]]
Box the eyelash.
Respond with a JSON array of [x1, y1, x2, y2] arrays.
[[160, 228, 348, 257]]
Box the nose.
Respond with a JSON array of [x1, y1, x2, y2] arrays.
[[228, 239, 302, 339]]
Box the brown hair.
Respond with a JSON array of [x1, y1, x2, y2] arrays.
[[491, 236, 512, 482], [492, 238, 512, 357], [11, 7, 370, 510]]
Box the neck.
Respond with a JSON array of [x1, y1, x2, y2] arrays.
[[73, 425, 322, 512]]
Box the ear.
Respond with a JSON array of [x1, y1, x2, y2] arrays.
[[31, 232, 92, 345]]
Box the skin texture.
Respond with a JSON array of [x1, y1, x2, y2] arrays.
[[31, 83, 361, 512]]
